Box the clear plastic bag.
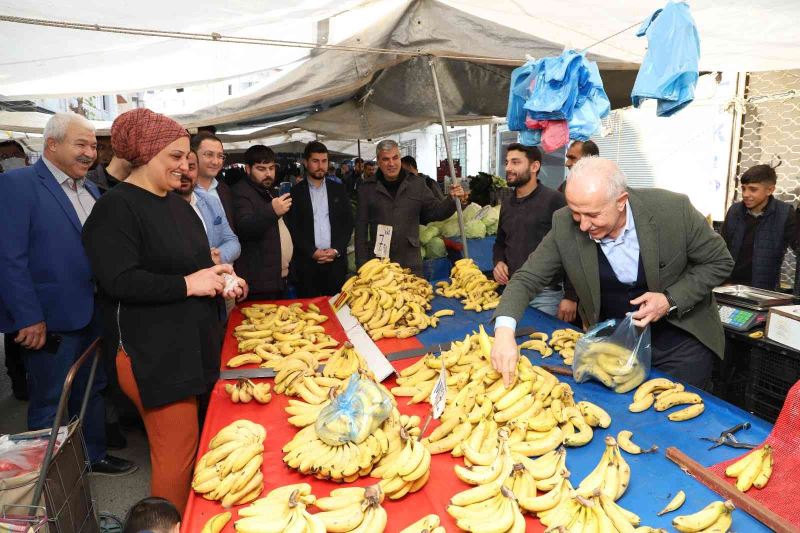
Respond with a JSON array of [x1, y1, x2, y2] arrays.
[[572, 315, 651, 393], [315, 373, 394, 445]]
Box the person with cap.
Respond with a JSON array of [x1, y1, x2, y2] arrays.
[[82, 108, 246, 513], [0, 112, 136, 476]]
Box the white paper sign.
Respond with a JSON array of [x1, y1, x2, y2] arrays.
[[374, 224, 393, 258], [328, 298, 395, 382], [430, 364, 447, 419]]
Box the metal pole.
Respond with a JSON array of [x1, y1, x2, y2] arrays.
[[357, 139, 362, 159], [429, 56, 469, 258]]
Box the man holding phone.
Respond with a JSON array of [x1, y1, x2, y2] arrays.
[[232, 145, 293, 300]]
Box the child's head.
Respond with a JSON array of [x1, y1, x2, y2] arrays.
[[740, 164, 777, 211], [123, 497, 181, 533]]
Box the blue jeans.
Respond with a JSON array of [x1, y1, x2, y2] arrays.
[[22, 317, 107, 462], [529, 288, 564, 317]]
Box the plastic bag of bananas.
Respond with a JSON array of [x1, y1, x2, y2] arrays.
[[315, 372, 394, 446], [572, 315, 651, 393], [341, 258, 448, 340]]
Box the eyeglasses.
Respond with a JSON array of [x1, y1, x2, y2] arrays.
[[201, 151, 226, 162]]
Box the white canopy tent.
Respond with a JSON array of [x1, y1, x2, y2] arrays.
[[1, 0, 798, 137]]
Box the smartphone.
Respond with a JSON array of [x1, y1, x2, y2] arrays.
[[42, 333, 62, 354], [279, 181, 292, 196]]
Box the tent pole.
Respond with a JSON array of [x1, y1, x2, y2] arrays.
[[357, 139, 361, 159], [428, 56, 469, 259]]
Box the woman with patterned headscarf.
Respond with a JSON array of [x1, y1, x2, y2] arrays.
[[82, 108, 246, 512]]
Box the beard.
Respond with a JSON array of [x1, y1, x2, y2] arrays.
[[506, 171, 531, 187]]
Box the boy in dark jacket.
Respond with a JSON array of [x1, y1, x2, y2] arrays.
[[721, 164, 796, 290]]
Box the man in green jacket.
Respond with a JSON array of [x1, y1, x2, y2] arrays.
[[491, 157, 733, 388]]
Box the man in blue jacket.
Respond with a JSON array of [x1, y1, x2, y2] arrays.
[[721, 164, 796, 290], [0, 112, 135, 476]]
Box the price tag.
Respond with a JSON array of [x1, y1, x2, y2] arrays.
[[374, 224, 393, 258], [429, 363, 447, 420], [474, 205, 492, 221]]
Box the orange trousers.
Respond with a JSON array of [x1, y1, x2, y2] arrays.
[[116, 349, 198, 514]]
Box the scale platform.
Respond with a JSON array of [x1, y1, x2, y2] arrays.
[[713, 285, 795, 332]]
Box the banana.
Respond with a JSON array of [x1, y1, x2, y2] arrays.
[[753, 445, 773, 489], [628, 392, 656, 413], [657, 490, 686, 516], [672, 500, 734, 533], [617, 430, 658, 454], [399, 514, 440, 533], [655, 391, 703, 411], [667, 403, 705, 421], [735, 447, 766, 492], [227, 353, 262, 368], [577, 401, 612, 428], [201, 511, 231, 533]]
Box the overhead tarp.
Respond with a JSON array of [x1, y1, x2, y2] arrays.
[[0, 0, 797, 102]]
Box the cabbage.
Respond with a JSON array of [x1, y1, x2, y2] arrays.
[[483, 205, 501, 235], [419, 225, 440, 245], [421, 246, 427, 260], [424, 237, 447, 259], [465, 219, 487, 239], [441, 219, 461, 238], [462, 202, 482, 222]]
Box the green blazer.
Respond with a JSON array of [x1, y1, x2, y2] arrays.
[[495, 188, 734, 358]]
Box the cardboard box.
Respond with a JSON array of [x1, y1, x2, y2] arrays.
[[765, 305, 800, 351]]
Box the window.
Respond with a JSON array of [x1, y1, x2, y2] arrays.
[[398, 139, 416, 159], [436, 129, 467, 176]]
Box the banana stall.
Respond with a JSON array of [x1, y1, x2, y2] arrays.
[[181, 258, 782, 533]]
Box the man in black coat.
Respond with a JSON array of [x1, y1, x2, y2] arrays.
[[286, 142, 354, 297], [232, 145, 292, 300]]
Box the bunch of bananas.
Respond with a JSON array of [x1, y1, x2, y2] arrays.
[[399, 514, 444, 533], [282, 424, 389, 482], [435, 258, 501, 311], [200, 511, 231, 533], [447, 437, 526, 532], [395, 328, 609, 457], [519, 332, 554, 357], [376, 430, 431, 499], [192, 420, 266, 508], [577, 436, 631, 501], [673, 500, 736, 533], [267, 351, 322, 395], [549, 328, 583, 365], [725, 445, 774, 491], [224, 379, 272, 404], [314, 485, 387, 532], [628, 378, 706, 421], [234, 483, 324, 533], [573, 340, 646, 393], [537, 491, 650, 532], [616, 430, 657, 455], [322, 342, 370, 380], [370, 412, 421, 476], [230, 302, 339, 367], [342, 258, 443, 340]]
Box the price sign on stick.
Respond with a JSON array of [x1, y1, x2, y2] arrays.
[[374, 224, 393, 259], [430, 363, 447, 420]]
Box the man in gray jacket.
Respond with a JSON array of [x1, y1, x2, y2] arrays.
[[491, 157, 733, 388], [355, 140, 466, 276]]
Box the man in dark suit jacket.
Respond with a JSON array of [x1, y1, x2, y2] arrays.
[[286, 142, 354, 297], [192, 132, 236, 231], [233, 145, 292, 300], [0, 112, 135, 475], [491, 157, 734, 389]]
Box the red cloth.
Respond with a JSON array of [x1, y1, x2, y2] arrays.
[[524, 116, 570, 153], [709, 380, 800, 527], [111, 108, 189, 167], [183, 297, 545, 532]]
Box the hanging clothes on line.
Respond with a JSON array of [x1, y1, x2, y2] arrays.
[[631, 1, 700, 117]]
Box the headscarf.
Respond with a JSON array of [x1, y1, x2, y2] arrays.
[[111, 108, 188, 167]]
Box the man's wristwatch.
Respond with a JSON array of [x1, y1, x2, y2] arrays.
[[664, 290, 678, 317]]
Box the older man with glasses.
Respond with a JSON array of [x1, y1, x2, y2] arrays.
[[191, 132, 236, 231]]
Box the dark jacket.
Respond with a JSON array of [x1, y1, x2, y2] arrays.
[[495, 188, 734, 358], [355, 169, 456, 276], [215, 179, 236, 233], [721, 197, 795, 290], [420, 173, 444, 200], [286, 178, 353, 262], [232, 178, 283, 296]]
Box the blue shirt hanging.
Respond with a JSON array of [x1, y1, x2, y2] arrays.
[[631, 1, 700, 117]]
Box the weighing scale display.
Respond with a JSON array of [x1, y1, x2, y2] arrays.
[[718, 305, 762, 331]]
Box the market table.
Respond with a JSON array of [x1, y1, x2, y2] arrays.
[[183, 295, 773, 532]]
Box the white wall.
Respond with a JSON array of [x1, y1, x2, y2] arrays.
[[389, 123, 492, 178]]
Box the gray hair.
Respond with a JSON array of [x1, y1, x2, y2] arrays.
[[375, 139, 399, 154], [43, 112, 95, 143], [567, 156, 627, 200]]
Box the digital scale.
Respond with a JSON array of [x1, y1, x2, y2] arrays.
[[713, 285, 795, 332]]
